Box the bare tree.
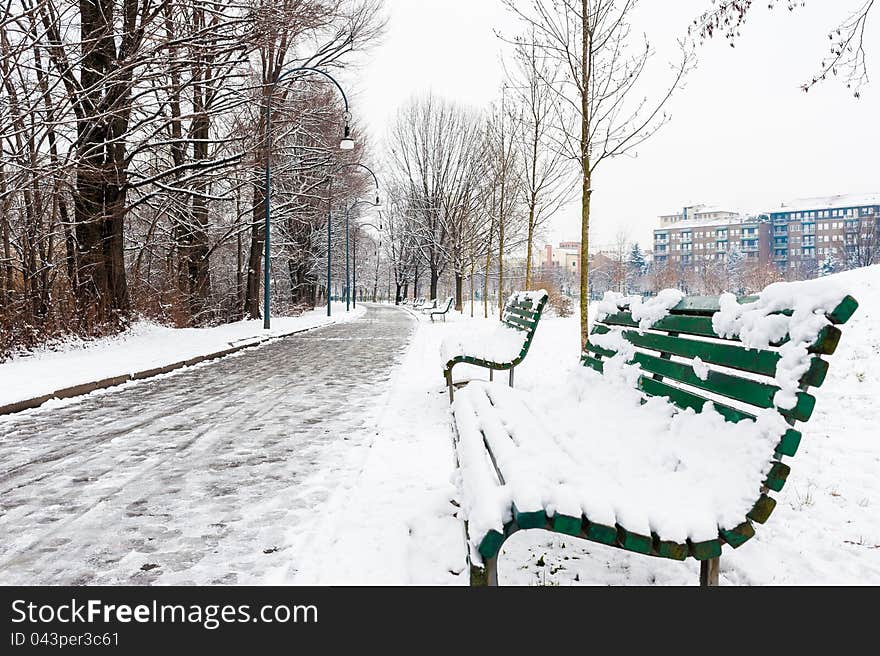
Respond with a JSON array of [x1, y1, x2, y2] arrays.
[[695, 0, 875, 96], [387, 94, 485, 303], [502, 0, 693, 347], [506, 33, 575, 291]]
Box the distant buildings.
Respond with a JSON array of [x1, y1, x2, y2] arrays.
[[768, 194, 880, 273], [653, 194, 880, 275], [658, 204, 739, 227], [541, 241, 582, 275], [653, 215, 771, 268]]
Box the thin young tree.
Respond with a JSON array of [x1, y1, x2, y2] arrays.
[[506, 34, 575, 290], [503, 0, 693, 346]]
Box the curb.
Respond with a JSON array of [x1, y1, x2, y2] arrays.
[[0, 316, 355, 418]]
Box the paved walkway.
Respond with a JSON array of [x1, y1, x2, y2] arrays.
[[0, 304, 414, 584]]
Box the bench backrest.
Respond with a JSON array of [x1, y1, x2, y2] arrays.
[[583, 293, 859, 460], [500, 290, 549, 357], [434, 297, 453, 312]]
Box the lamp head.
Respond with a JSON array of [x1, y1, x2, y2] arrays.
[[340, 123, 355, 151]]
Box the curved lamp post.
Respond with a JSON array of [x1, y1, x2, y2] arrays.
[[360, 217, 385, 304], [350, 214, 383, 308], [344, 197, 381, 310], [326, 163, 379, 313], [263, 66, 354, 329]]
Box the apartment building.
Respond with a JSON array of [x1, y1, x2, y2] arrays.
[[658, 204, 740, 227], [653, 215, 771, 269], [541, 241, 581, 275], [768, 194, 880, 272]]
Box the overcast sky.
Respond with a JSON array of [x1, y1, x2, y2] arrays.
[[342, 0, 880, 251]]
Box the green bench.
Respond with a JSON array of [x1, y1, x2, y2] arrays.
[[442, 291, 548, 403], [451, 288, 858, 586], [427, 296, 454, 322]]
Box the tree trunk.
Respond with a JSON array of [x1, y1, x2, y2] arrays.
[[429, 268, 439, 300], [73, 0, 133, 329], [579, 0, 592, 349]]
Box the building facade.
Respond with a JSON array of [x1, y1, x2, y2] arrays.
[[658, 204, 740, 227], [653, 194, 880, 275], [653, 215, 771, 269], [541, 242, 581, 275], [768, 195, 880, 274]]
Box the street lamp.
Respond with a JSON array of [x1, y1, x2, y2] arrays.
[[351, 215, 383, 308], [345, 198, 382, 310], [325, 163, 380, 313], [263, 66, 353, 329]]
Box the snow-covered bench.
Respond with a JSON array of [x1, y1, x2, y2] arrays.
[[427, 297, 454, 322], [441, 291, 549, 402], [451, 282, 859, 586]]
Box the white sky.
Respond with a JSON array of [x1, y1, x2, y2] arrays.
[[342, 0, 880, 251]]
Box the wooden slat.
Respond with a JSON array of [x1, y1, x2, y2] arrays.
[[582, 354, 605, 374], [515, 507, 547, 530], [600, 311, 843, 355], [630, 351, 817, 422], [552, 513, 582, 536], [747, 494, 776, 524], [668, 295, 756, 316], [763, 462, 791, 492], [599, 312, 724, 339], [720, 521, 756, 549], [654, 536, 689, 561], [478, 529, 506, 561], [505, 315, 536, 331], [507, 306, 539, 320], [827, 295, 859, 325], [584, 340, 616, 359], [777, 429, 802, 457], [688, 538, 722, 560], [592, 324, 829, 387], [585, 520, 618, 545], [617, 526, 653, 554], [637, 376, 755, 423]]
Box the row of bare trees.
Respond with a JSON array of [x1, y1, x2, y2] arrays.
[[0, 0, 385, 356], [380, 30, 580, 321]]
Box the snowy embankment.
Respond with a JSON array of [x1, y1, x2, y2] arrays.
[[1, 302, 365, 412], [284, 267, 879, 585]]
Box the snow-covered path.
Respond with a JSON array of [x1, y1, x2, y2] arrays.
[[0, 304, 414, 585]]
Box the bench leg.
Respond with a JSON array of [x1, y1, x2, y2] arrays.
[[699, 557, 720, 586], [445, 368, 455, 403], [470, 557, 498, 586], [509, 368, 515, 387], [489, 369, 494, 382]]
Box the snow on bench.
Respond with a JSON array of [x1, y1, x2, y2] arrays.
[[451, 279, 859, 586], [441, 291, 548, 401]]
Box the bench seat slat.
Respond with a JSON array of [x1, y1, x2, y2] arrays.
[[591, 324, 829, 387]]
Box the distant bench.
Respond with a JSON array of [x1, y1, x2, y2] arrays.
[[425, 297, 453, 322], [441, 291, 548, 402], [450, 286, 858, 586]]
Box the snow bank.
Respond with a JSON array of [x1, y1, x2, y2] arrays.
[[1, 303, 365, 409]]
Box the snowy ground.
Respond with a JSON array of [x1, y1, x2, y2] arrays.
[[271, 268, 880, 585], [0, 302, 363, 410], [2, 268, 878, 585]]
